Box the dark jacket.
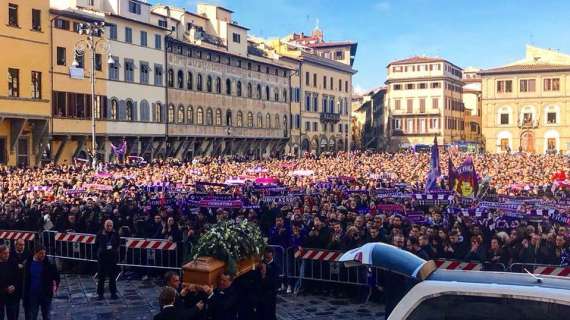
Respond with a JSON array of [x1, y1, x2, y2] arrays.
[[154, 305, 197, 320], [22, 257, 60, 306], [95, 230, 121, 269], [9, 248, 30, 299], [0, 259, 19, 304], [206, 285, 238, 320]]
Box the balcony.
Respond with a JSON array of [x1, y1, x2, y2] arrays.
[[320, 112, 341, 123], [168, 125, 287, 139]]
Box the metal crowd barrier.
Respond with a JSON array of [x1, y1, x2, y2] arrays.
[[0, 230, 38, 252], [509, 263, 570, 277], [41, 230, 181, 270]]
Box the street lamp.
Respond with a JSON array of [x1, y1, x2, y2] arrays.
[[73, 21, 113, 169]]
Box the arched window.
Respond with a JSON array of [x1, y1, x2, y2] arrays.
[[187, 106, 193, 124], [256, 84, 261, 99], [153, 103, 162, 123], [178, 105, 185, 123], [139, 100, 150, 122], [126, 100, 134, 121], [206, 108, 213, 125], [197, 107, 204, 125], [247, 112, 253, 127], [237, 81, 242, 97], [215, 77, 221, 94], [283, 89, 287, 102], [110, 99, 118, 120], [167, 69, 174, 87], [177, 70, 184, 89], [274, 89, 279, 102], [206, 75, 212, 92], [275, 114, 280, 129], [266, 113, 271, 128], [236, 111, 243, 127], [215, 108, 222, 126], [247, 83, 252, 98], [197, 74, 203, 91], [257, 112, 263, 128], [226, 110, 232, 126], [187, 72, 193, 90], [265, 86, 270, 100], [283, 115, 287, 129], [226, 79, 232, 95], [168, 105, 175, 123]]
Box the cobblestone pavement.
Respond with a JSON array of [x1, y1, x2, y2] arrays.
[[40, 274, 385, 320]]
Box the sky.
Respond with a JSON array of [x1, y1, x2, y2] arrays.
[[151, 0, 570, 94]]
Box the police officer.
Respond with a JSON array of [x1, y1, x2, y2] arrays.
[[95, 219, 120, 300]]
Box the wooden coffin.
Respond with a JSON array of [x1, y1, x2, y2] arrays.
[[182, 256, 259, 286]]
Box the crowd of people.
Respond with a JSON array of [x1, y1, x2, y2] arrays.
[[0, 151, 569, 319]]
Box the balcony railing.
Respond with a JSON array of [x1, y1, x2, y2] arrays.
[[320, 112, 341, 123], [518, 118, 539, 129]]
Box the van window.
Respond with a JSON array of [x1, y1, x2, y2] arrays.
[[407, 295, 569, 320]]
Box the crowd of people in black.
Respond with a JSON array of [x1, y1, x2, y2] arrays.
[[0, 151, 569, 319]]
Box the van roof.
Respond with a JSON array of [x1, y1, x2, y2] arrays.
[[429, 269, 570, 291]]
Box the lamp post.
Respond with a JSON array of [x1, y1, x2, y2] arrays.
[[73, 21, 113, 169]]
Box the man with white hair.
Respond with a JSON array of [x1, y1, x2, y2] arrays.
[[95, 219, 120, 300]]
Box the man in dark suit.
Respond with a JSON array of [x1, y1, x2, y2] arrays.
[[164, 271, 204, 318], [204, 272, 239, 320], [0, 244, 19, 320], [22, 246, 61, 320], [154, 287, 178, 320], [257, 247, 281, 320], [95, 219, 121, 300], [9, 239, 30, 320]]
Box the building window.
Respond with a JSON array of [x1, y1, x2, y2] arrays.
[[313, 95, 318, 112], [232, 33, 241, 43], [345, 81, 348, 92], [74, 52, 84, 69], [256, 84, 261, 99], [247, 112, 254, 127], [256, 113, 263, 128], [313, 74, 317, 87], [305, 94, 311, 111], [187, 72, 193, 90], [187, 106, 193, 124], [305, 121, 310, 132], [305, 72, 310, 86], [405, 83, 415, 90], [177, 70, 184, 89], [206, 108, 213, 125], [497, 80, 513, 93], [177, 106, 185, 123], [197, 74, 203, 91], [407, 99, 413, 113], [215, 77, 221, 94], [226, 79, 231, 95], [124, 59, 134, 82], [8, 68, 19, 97], [215, 109, 222, 126], [8, 3, 18, 27], [237, 111, 243, 127], [207, 76, 213, 92], [418, 83, 427, 89], [54, 18, 69, 30], [323, 76, 327, 89], [31, 71, 41, 99], [56, 47, 66, 66], [167, 105, 175, 123], [110, 99, 118, 120], [140, 62, 149, 84], [167, 69, 174, 87], [419, 98, 425, 113], [125, 27, 132, 43], [196, 107, 204, 125], [335, 51, 344, 60], [431, 82, 441, 89], [500, 113, 509, 125], [154, 64, 163, 86], [265, 86, 270, 100], [32, 9, 41, 31], [547, 112, 557, 124], [393, 84, 402, 90], [544, 78, 560, 91], [237, 81, 242, 96], [275, 89, 279, 102], [94, 54, 102, 71], [109, 57, 119, 80], [312, 122, 318, 132], [520, 79, 536, 92], [126, 101, 134, 121], [158, 20, 167, 28], [128, 1, 141, 14], [140, 31, 147, 47], [107, 24, 117, 40], [432, 98, 439, 109], [247, 83, 252, 97], [154, 34, 162, 49], [283, 89, 287, 102]]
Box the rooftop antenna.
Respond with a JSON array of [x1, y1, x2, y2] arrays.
[[524, 268, 543, 284]]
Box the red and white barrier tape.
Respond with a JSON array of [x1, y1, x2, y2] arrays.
[[55, 233, 96, 244], [126, 239, 177, 250], [0, 231, 35, 241]]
